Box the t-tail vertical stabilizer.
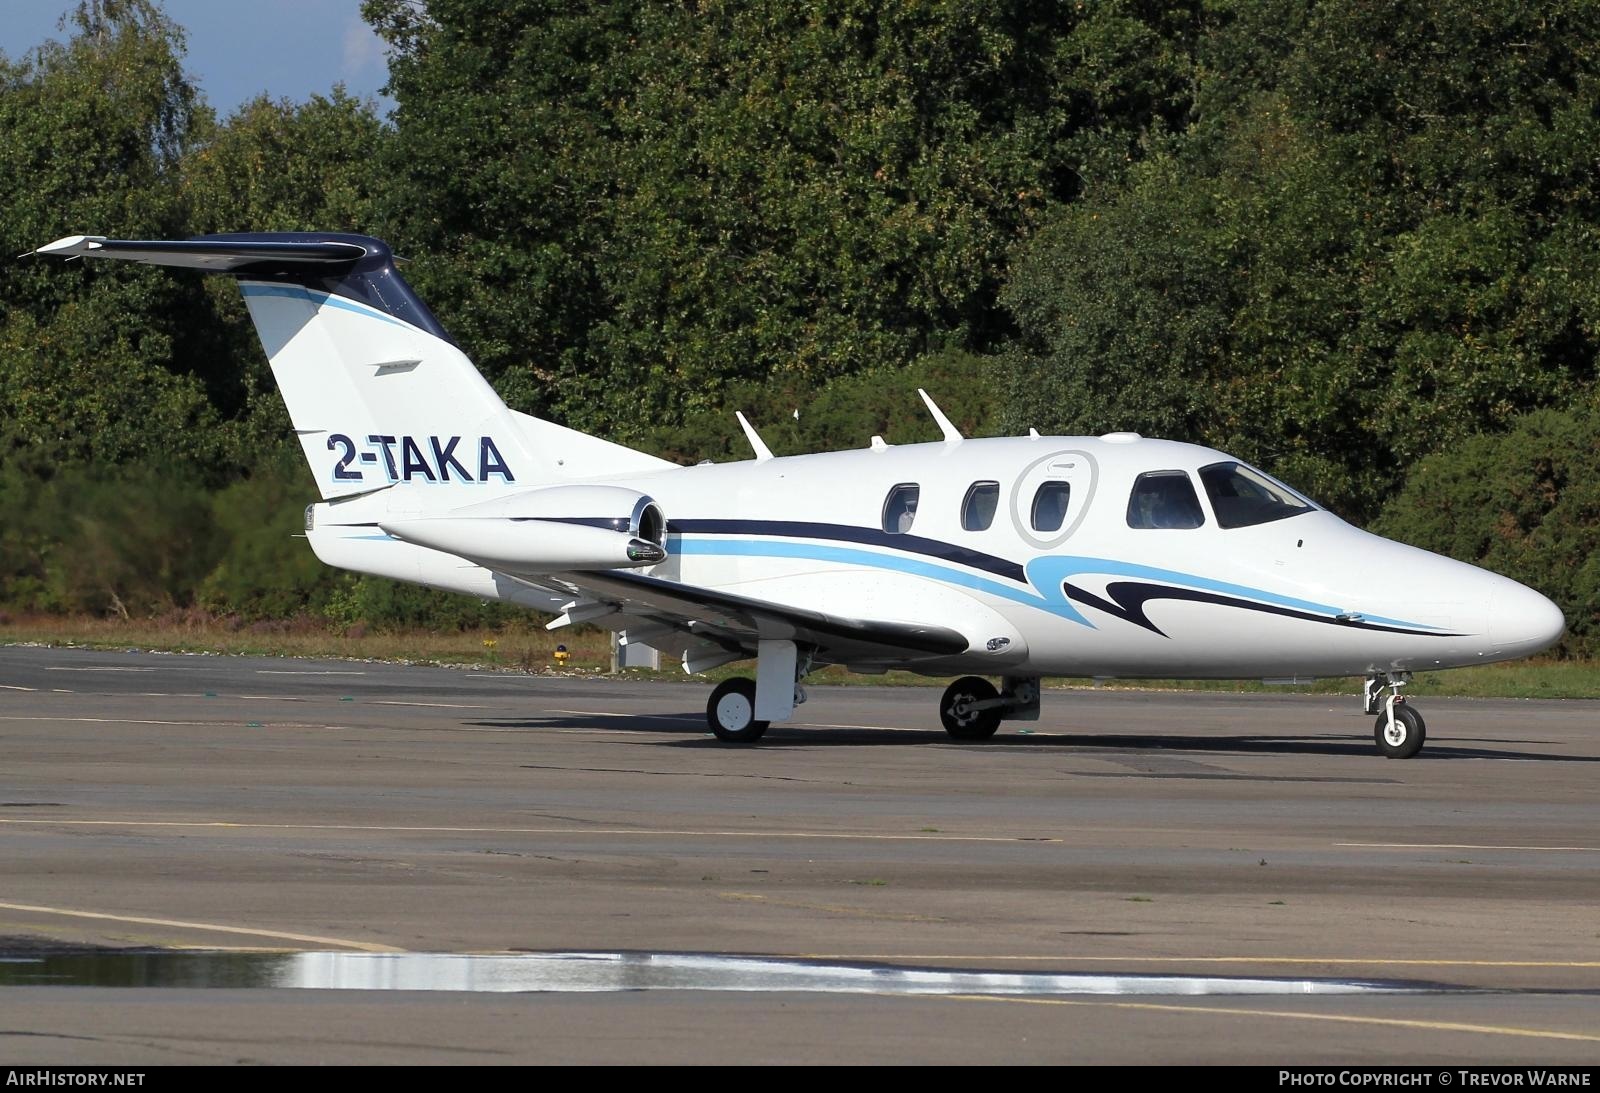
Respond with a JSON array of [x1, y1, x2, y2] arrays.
[[33, 232, 672, 500]]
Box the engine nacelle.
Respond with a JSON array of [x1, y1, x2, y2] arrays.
[[379, 484, 667, 573]]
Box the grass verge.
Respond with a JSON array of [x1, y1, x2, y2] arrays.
[[0, 614, 1595, 699]]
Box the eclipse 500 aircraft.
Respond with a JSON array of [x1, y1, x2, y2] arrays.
[[37, 232, 1566, 758]]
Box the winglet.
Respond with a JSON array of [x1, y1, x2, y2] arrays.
[[735, 411, 774, 462], [917, 388, 962, 443]]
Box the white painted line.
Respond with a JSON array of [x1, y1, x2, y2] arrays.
[[0, 716, 231, 727], [44, 666, 157, 672], [0, 900, 401, 953], [372, 700, 489, 709], [1338, 841, 1600, 853], [256, 670, 367, 676], [0, 817, 1058, 844], [0, 685, 37, 691]]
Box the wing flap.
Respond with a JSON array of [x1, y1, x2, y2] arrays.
[[566, 569, 970, 662]]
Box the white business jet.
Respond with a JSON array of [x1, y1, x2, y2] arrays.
[[36, 233, 1566, 758]]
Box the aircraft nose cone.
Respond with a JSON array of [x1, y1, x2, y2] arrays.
[[1488, 582, 1565, 654]]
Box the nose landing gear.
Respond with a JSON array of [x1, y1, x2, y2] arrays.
[[1367, 672, 1426, 759]]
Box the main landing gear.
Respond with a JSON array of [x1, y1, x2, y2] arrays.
[[706, 677, 768, 743], [938, 676, 1039, 741], [1366, 672, 1426, 759], [705, 660, 1042, 744], [705, 640, 810, 743]]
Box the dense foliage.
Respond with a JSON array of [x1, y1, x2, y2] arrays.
[[1372, 406, 1600, 654], [0, 1, 1596, 649]]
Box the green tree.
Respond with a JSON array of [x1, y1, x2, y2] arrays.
[[0, 0, 229, 472], [1003, 0, 1600, 520], [179, 89, 389, 459], [643, 347, 1002, 463], [1371, 407, 1600, 656], [365, 0, 1202, 439]]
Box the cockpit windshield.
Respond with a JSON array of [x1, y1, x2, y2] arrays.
[[1198, 462, 1314, 529]]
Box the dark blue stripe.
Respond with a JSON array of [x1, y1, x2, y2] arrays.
[[1065, 581, 1464, 639], [216, 231, 457, 346], [669, 519, 1026, 583], [513, 516, 631, 531]]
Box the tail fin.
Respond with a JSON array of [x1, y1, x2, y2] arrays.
[[35, 232, 671, 498]]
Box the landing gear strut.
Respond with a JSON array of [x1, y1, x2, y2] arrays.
[[1367, 672, 1425, 759], [705, 641, 814, 744]]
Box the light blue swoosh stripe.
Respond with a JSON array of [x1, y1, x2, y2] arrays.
[[1029, 556, 1436, 630], [673, 537, 1437, 633], [241, 283, 412, 331], [672, 537, 1092, 626]]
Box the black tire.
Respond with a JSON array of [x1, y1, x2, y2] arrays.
[[1373, 703, 1426, 759], [940, 676, 1002, 740], [707, 677, 768, 743]]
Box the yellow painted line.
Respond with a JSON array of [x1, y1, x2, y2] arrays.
[[547, 708, 701, 721], [1340, 841, 1600, 853], [0, 901, 402, 954], [793, 722, 928, 733], [798, 722, 1074, 736], [719, 892, 944, 924], [938, 994, 1600, 1044], [0, 818, 1058, 843], [797, 954, 1600, 969]]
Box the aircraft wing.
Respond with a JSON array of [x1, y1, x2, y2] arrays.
[[560, 569, 970, 665]]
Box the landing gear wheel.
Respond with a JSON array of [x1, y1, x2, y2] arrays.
[[940, 676, 1002, 741], [708, 677, 768, 743], [1373, 704, 1426, 759]]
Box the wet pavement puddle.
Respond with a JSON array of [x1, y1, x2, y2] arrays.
[[0, 950, 1438, 996]]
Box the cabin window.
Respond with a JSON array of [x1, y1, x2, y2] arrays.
[[1198, 461, 1313, 529], [1126, 471, 1205, 529], [961, 481, 999, 531], [1030, 480, 1071, 533], [882, 483, 921, 534]]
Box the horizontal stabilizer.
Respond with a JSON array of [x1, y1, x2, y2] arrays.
[[35, 235, 368, 271]]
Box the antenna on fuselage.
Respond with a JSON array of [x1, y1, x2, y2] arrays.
[[735, 411, 774, 462], [917, 389, 963, 444]]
